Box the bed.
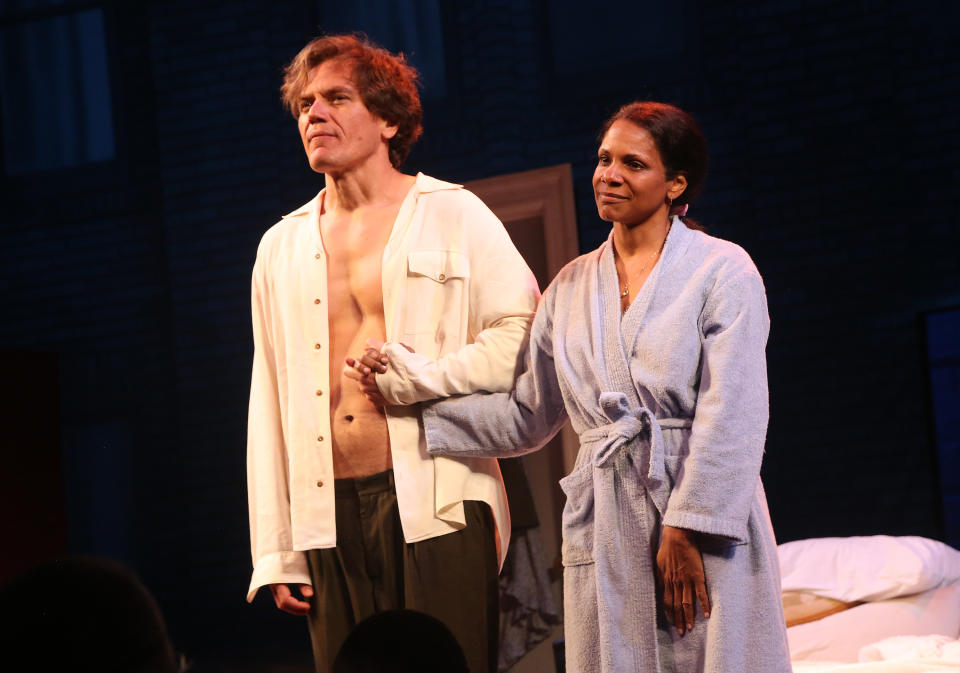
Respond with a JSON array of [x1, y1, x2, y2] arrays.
[[780, 536, 960, 672]]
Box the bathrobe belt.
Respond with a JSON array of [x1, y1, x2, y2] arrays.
[[574, 392, 694, 669], [579, 391, 693, 517]]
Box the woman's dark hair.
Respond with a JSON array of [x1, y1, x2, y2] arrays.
[[599, 101, 709, 227]]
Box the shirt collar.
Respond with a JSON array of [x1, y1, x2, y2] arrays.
[[280, 172, 460, 220]]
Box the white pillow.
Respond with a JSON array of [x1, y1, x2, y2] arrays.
[[787, 583, 960, 663], [779, 536, 960, 602]]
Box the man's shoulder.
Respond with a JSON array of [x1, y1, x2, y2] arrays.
[[257, 194, 319, 254], [413, 175, 505, 237], [415, 173, 463, 195], [416, 173, 492, 210], [279, 194, 317, 220]]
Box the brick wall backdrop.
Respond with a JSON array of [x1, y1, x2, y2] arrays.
[[1, 0, 957, 668]]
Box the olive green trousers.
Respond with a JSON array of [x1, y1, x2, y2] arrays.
[[306, 469, 498, 673]]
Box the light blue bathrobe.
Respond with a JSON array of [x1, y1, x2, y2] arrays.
[[421, 219, 792, 672]]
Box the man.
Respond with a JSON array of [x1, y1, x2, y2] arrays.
[[246, 35, 538, 673]]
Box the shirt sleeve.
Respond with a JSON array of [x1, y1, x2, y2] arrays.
[[662, 264, 771, 543], [421, 287, 569, 459], [246, 247, 309, 602], [374, 195, 540, 404]]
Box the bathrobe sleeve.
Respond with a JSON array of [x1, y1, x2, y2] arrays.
[[421, 288, 569, 458], [661, 262, 771, 543]]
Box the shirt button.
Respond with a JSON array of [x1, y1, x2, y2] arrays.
[[315, 253, 321, 259], [314, 343, 321, 350], [316, 480, 324, 487], [438, 273, 446, 281], [317, 435, 324, 442], [316, 389, 323, 396], [314, 298, 321, 304]]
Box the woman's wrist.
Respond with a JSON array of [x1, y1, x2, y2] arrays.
[[662, 525, 696, 543]]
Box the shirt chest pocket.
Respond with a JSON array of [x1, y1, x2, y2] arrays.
[[402, 250, 471, 352]]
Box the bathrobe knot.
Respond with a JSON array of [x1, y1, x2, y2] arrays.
[[560, 392, 694, 670], [580, 392, 692, 516]]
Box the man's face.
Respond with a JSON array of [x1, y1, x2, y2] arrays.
[[296, 58, 396, 175]]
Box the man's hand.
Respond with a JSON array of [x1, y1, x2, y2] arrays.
[[655, 525, 711, 636], [269, 583, 313, 616]]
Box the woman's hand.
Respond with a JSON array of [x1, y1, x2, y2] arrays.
[[655, 525, 711, 635], [343, 339, 415, 407], [345, 338, 389, 376], [344, 339, 389, 406]]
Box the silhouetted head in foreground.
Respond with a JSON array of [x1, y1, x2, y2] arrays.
[[0, 556, 180, 673], [333, 609, 469, 673]]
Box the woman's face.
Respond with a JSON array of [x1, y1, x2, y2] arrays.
[[593, 120, 684, 227]]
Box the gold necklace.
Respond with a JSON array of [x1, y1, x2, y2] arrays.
[[617, 222, 672, 299]]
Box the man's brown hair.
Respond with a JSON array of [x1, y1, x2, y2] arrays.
[[282, 34, 423, 168]]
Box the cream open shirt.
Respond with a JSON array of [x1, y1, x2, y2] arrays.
[[247, 173, 539, 601]]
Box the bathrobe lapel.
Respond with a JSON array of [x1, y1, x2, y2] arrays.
[[618, 218, 692, 371], [598, 240, 644, 407]]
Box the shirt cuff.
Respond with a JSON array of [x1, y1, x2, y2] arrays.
[[247, 550, 311, 603], [375, 342, 432, 405]]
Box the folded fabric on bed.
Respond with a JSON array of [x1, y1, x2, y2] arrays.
[[859, 634, 960, 663], [779, 536, 960, 602], [792, 660, 960, 672], [787, 583, 960, 663]]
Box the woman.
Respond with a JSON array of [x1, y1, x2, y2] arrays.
[[350, 102, 791, 672]]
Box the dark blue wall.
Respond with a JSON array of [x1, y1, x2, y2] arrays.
[[1, 0, 958, 668]]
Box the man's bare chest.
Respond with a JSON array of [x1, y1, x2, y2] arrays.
[[321, 212, 397, 311]]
